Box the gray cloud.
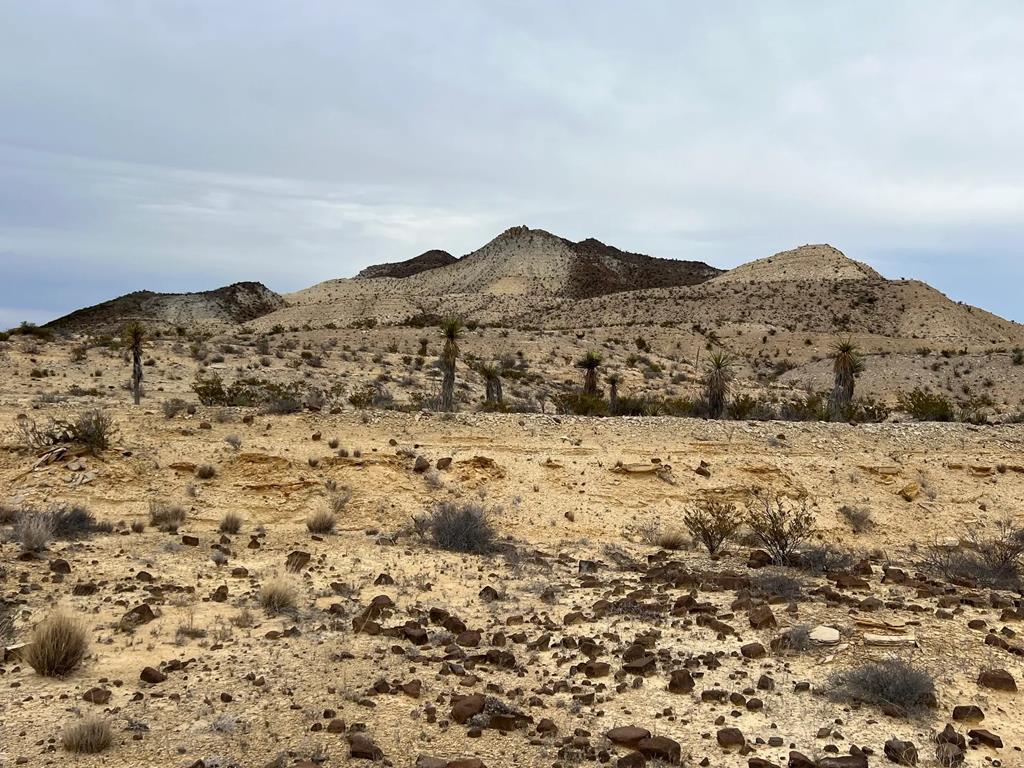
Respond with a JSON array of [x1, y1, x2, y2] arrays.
[[2, 0, 1023, 324]]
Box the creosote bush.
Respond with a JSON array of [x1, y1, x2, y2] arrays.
[[219, 512, 243, 534], [421, 502, 496, 554], [259, 575, 298, 615], [24, 610, 88, 677], [149, 501, 186, 532], [745, 493, 815, 565], [921, 520, 1024, 589], [826, 658, 936, 716], [62, 718, 112, 753], [66, 409, 116, 455], [306, 508, 336, 534], [683, 499, 741, 554]]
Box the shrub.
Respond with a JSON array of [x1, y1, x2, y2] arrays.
[[839, 505, 873, 533], [14, 512, 54, 552], [219, 512, 243, 534], [306, 508, 336, 534], [224, 434, 242, 450], [424, 502, 496, 553], [745, 493, 815, 565], [24, 610, 88, 676], [683, 499, 742, 554], [66, 410, 116, 455], [826, 659, 935, 716], [259, 575, 298, 615], [921, 521, 1024, 589], [149, 501, 186, 532], [130, 520, 145, 533], [195, 464, 216, 480], [61, 718, 112, 753], [162, 398, 188, 419], [897, 389, 954, 422], [49, 504, 111, 537], [794, 544, 856, 574], [553, 392, 607, 417], [657, 527, 689, 550], [777, 624, 811, 652], [328, 489, 352, 516], [750, 572, 805, 601], [0, 602, 13, 645]]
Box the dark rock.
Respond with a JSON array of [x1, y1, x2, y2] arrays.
[[884, 738, 918, 765]]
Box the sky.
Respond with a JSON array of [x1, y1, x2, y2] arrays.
[[2, 1, 1023, 326]]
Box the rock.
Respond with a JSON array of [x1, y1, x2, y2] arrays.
[[348, 733, 383, 760], [749, 604, 776, 629], [447, 760, 486, 768], [817, 756, 867, 768], [748, 550, 773, 569], [181, 534, 200, 546], [717, 727, 745, 750], [884, 738, 918, 765], [415, 759, 447, 768], [967, 729, 1003, 749], [140, 666, 166, 684], [120, 603, 158, 631], [864, 633, 917, 647], [82, 687, 111, 704], [638, 736, 681, 764], [451, 694, 485, 724], [668, 669, 695, 693], [436, 457, 452, 470], [898, 482, 920, 501], [606, 726, 651, 747], [326, 718, 346, 733], [414, 456, 430, 473], [809, 625, 840, 645], [951, 704, 984, 723], [740, 642, 766, 658], [749, 760, 781, 768], [49, 559, 71, 574], [977, 668, 1016, 691], [788, 752, 816, 768], [285, 550, 311, 572]]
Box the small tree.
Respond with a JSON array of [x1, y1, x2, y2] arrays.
[[606, 372, 622, 414], [438, 316, 463, 412], [122, 322, 146, 405], [828, 339, 862, 420], [576, 351, 602, 397], [745, 492, 815, 565], [703, 352, 733, 419]]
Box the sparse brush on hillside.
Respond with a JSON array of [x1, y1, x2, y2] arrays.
[[745, 493, 815, 565], [826, 659, 935, 716], [682, 499, 741, 554], [897, 388, 954, 422], [149, 501, 186, 532], [416, 502, 496, 554]]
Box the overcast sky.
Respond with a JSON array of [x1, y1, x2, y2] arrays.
[[2, 1, 1023, 326]]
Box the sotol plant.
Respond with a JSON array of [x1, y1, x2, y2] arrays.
[[122, 321, 146, 406], [576, 351, 602, 397], [438, 316, 463, 412], [827, 338, 863, 420]]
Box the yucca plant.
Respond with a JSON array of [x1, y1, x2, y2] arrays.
[[576, 351, 602, 396], [828, 338, 863, 420], [479, 362, 504, 405], [606, 372, 622, 414], [438, 316, 463, 412], [121, 321, 146, 405], [703, 352, 733, 419]]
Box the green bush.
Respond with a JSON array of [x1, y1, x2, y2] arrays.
[[897, 388, 954, 422]]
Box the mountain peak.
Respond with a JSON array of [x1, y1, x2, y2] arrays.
[[714, 243, 882, 284]]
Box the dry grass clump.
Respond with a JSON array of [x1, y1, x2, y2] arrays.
[[24, 610, 88, 676], [305, 508, 336, 534], [419, 502, 496, 554], [61, 717, 112, 753], [682, 499, 741, 554], [921, 521, 1024, 590], [0, 602, 13, 645], [14, 511, 54, 552], [219, 511, 243, 534], [149, 500, 186, 532], [657, 527, 689, 550], [259, 575, 298, 615], [195, 464, 216, 480], [839, 504, 873, 533], [826, 658, 936, 716], [328, 489, 352, 515]]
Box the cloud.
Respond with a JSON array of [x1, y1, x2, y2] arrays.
[[2, 1, 1023, 323]]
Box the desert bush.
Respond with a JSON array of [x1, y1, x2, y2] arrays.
[[897, 388, 954, 422], [219, 512, 243, 534], [305, 508, 336, 534], [794, 544, 856, 574], [839, 504, 873, 533], [224, 434, 241, 450], [777, 624, 812, 652], [50, 504, 111, 537], [14, 512, 54, 552], [921, 521, 1024, 589], [195, 464, 216, 480], [61, 718, 112, 753], [328, 489, 352, 515], [423, 502, 496, 554], [553, 392, 607, 417], [0, 602, 13, 645], [657, 527, 689, 550], [149, 500, 186, 532], [130, 520, 145, 533], [259, 575, 298, 615], [66, 410, 116, 455], [750, 572, 805, 601], [745, 493, 815, 565], [826, 659, 935, 716], [683, 499, 742, 554], [162, 398, 188, 419], [24, 610, 88, 676]]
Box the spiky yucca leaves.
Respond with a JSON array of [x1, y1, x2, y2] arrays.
[[828, 339, 863, 420], [576, 351, 602, 397], [121, 321, 146, 405], [703, 352, 733, 418], [438, 316, 463, 412], [606, 372, 622, 414], [478, 362, 504, 405]]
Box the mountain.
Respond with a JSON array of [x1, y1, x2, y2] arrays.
[[355, 249, 457, 279], [45, 282, 285, 334]]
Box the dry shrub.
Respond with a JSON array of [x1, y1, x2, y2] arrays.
[[328, 489, 352, 515], [25, 610, 88, 676], [130, 520, 145, 533], [745, 493, 815, 565], [840, 504, 873, 533], [0, 602, 13, 645], [14, 512, 54, 552], [683, 499, 741, 554], [62, 717, 112, 753], [66, 410, 116, 455], [259, 575, 298, 615], [305, 508, 336, 534], [149, 500, 186, 532], [657, 527, 689, 550], [424, 502, 495, 554], [219, 512, 243, 534], [195, 464, 216, 480], [826, 658, 935, 716]]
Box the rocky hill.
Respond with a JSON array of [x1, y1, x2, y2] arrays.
[[355, 249, 457, 279], [44, 281, 285, 335]]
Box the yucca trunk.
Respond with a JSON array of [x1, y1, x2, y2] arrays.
[[608, 382, 619, 414], [440, 357, 456, 411], [131, 347, 143, 405], [583, 368, 598, 396]]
